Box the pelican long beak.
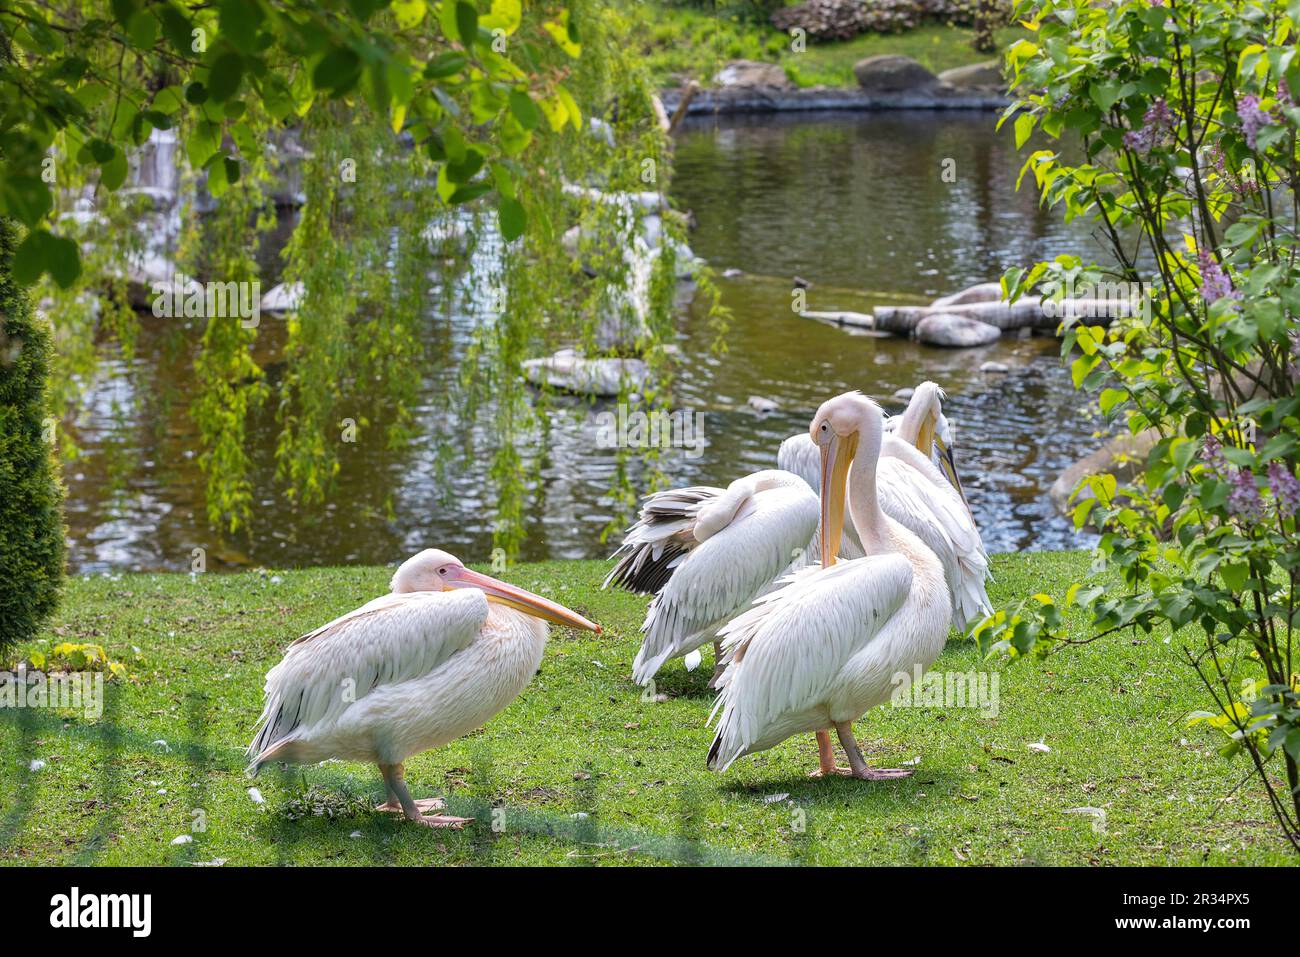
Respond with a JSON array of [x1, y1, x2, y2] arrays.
[[443, 567, 601, 633], [915, 412, 936, 461], [934, 434, 971, 512], [818, 431, 857, 568]]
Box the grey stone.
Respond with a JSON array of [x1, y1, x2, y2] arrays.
[[915, 312, 1002, 347], [852, 55, 938, 93], [937, 61, 1006, 91], [713, 59, 792, 90]]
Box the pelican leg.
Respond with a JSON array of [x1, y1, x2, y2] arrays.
[[807, 730, 854, 777], [835, 722, 913, 781], [378, 763, 473, 827], [375, 762, 404, 812], [707, 641, 727, 689]]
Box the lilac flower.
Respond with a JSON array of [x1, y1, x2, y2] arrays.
[[1205, 142, 1261, 196], [1123, 98, 1174, 153], [1197, 249, 1240, 303], [1238, 94, 1275, 150], [1228, 468, 1264, 522], [1202, 432, 1226, 473], [1268, 461, 1300, 518]]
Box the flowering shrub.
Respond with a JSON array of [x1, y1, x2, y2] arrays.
[[984, 0, 1300, 852], [771, 0, 1008, 42]]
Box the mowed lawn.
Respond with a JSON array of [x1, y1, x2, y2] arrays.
[[0, 552, 1293, 866]]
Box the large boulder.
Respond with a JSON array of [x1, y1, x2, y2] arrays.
[[713, 60, 792, 90], [915, 312, 1002, 348], [852, 55, 937, 93], [931, 281, 1004, 309], [937, 61, 1006, 91]]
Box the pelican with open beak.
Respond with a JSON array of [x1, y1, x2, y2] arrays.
[[248, 549, 600, 827]]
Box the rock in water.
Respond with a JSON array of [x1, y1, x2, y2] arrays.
[[931, 281, 1004, 309], [915, 313, 1002, 348], [852, 55, 938, 93], [522, 349, 649, 398], [937, 61, 1006, 91], [260, 282, 304, 315], [713, 59, 793, 90]]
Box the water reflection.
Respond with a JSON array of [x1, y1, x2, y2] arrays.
[[62, 110, 1101, 573]]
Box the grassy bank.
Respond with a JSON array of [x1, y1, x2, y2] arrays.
[[0, 552, 1292, 866], [637, 4, 1027, 88]]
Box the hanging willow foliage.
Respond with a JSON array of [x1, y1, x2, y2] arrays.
[[37, 0, 731, 564]]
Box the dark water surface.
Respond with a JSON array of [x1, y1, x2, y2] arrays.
[[65, 110, 1101, 573]]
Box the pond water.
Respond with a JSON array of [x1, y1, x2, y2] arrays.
[[64, 109, 1101, 573]]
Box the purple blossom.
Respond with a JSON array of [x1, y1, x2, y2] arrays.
[[1228, 468, 1264, 521], [1268, 461, 1300, 518], [1206, 143, 1262, 195], [1123, 98, 1174, 153], [1202, 432, 1226, 473], [1238, 94, 1275, 150], [1197, 249, 1240, 303]]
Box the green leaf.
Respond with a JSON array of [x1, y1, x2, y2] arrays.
[[1013, 112, 1036, 149], [1099, 387, 1126, 415], [446, 148, 484, 184], [157, 5, 193, 55], [314, 47, 362, 94], [100, 150, 128, 191], [392, 0, 426, 28], [425, 52, 468, 78], [1220, 561, 1250, 593], [455, 1, 479, 45], [449, 182, 492, 204], [498, 196, 525, 241], [207, 52, 244, 102], [1, 176, 54, 227], [126, 10, 158, 49], [508, 89, 539, 130], [1285, 728, 1300, 762], [13, 229, 81, 288]]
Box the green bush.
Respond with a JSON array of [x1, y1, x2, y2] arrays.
[[0, 216, 65, 653]]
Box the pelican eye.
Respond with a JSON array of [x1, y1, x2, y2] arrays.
[[438, 567, 448, 575]]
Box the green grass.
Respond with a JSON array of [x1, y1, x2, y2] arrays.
[[635, 4, 1028, 88], [1, 552, 1294, 866]]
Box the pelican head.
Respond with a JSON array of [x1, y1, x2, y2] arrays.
[[810, 391, 884, 568], [391, 549, 601, 633], [898, 381, 968, 508]]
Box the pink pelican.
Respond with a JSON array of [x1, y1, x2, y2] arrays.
[[778, 381, 990, 630], [248, 549, 600, 826], [709, 392, 951, 779]]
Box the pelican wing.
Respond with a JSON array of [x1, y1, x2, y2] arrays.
[[707, 555, 913, 770], [776, 432, 820, 491], [248, 588, 488, 766], [603, 485, 726, 595], [616, 470, 819, 685], [878, 439, 990, 629]]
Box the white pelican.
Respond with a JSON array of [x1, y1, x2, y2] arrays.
[[777, 382, 991, 630], [708, 392, 950, 779], [604, 470, 818, 687], [247, 549, 600, 826]]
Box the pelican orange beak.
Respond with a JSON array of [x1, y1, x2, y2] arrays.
[[818, 430, 857, 568], [443, 567, 601, 633]]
